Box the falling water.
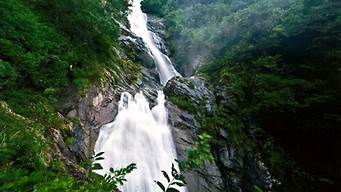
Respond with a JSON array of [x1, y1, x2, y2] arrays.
[[94, 92, 181, 191], [127, 0, 180, 85], [94, 0, 185, 191]]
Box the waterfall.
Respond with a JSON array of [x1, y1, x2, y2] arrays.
[[94, 92, 180, 191], [127, 0, 180, 85], [94, 0, 185, 191]]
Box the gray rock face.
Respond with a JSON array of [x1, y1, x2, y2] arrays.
[[168, 102, 225, 192], [167, 103, 223, 192], [59, 83, 122, 160], [165, 77, 224, 192], [147, 15, 169, 55], [74, 86, 119, 159], [50, 128, 86, 179], [164, 77, 278, 192], [119, 30, 155, 69], [165, 76, 215, 114], [147, 15, 166, 39]]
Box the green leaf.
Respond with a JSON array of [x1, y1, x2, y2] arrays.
[[166, 187, 180, 192], [173, 182, 185, 187], [95, 152, 105, 157], [162, 171, 170, 182], [154, 181, 165, 191], [95, 157, 105, 161], [254, 185, 264, 192], [92, 163, 103, 170], [171, 163, 178, 177], [178, 175, 186, 184]]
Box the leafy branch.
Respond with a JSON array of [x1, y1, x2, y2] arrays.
[[90, 151, 137, 190], [154, 163, 186, 192], [178, 133, 214, 171]]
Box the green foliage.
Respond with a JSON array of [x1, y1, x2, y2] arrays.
[[178, 133, 214, 171], [27, 0, 125, 56], [155, 163, 186, 192], [102, 164, 137, 187], [1, 90, 64, 130], [143, 0, 340, 115], [201, 106, 256, 156], [0, 0, 140, 191], [217, 55, 322, 115], [0, 0, 69, 90], [254, 185, 264, 192], [0, 102, 62, 191], [158, 0, 340, 163], [90, 152, 137, 190], [0, 0, 138, 95], [169, 96, 196, 113], [0, 109, 136, 192], [0, 60, 17, 89], [141, 0, 166, 16]]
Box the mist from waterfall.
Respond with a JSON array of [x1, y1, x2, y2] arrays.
[[93, 0, 185, 191]]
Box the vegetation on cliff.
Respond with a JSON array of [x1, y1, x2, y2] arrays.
[[142, 0, 340, 191], [0, 0, 140, 191]]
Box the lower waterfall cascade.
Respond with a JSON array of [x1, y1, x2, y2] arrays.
[[94, 91, 184, 191]]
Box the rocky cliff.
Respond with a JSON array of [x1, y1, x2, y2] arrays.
[[56, 14, 278, 192], [164, 77, 278, 192]]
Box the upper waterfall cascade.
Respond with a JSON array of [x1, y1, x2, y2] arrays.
[[127, 0, 180, 85], [94, 0, 185, 191]]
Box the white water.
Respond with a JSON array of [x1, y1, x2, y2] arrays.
[[94, 0, 185, 191], [127, 0, 180, 85], [94, 92, 182, 191]]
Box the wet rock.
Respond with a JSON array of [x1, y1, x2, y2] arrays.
[[147, 15, 166, 38], [119, 30, 149, 53], [64, 67, 161, 161], [167, 103, 199, 157], [164, 76, 278, 192], [50, 128, 86, 179], [219, 147, 242, 170], [165, 76, 215, 114], [147, 15, 169, 55], [165, 77, 214, 101], [243, 154, 280, 191], [165, 77, 224, 192], [147, 16, 166, 38], [119, 31, 155, 69], [167, 102, 225, 192], [73, 85, 120, 159], [67, 109, 77, 118], [212, 123, 279, 192]]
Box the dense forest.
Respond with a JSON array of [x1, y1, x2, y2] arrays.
[[141, 0, 340, 191], [0, 0, 140, 191], [0, 0, 340, 191]]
